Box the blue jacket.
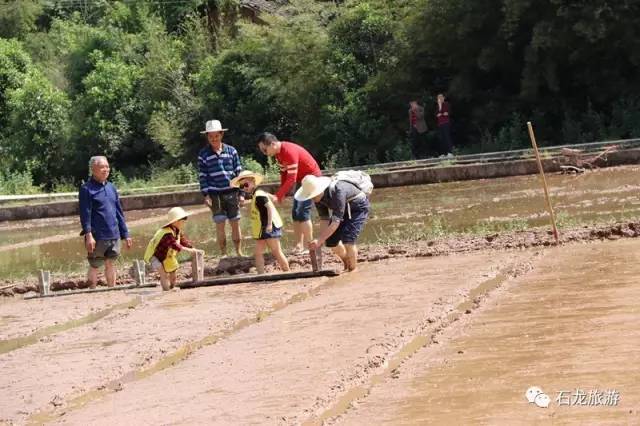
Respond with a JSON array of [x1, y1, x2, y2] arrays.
[[198, 144, 242, 195], [79, 178, 130, 241]]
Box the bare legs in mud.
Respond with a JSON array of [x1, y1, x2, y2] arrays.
[[87, 260, 117, 289], [158, 268, 177, 291], [293, 220, 313, 252], [254, 239, 290, 274], [216, 220, 244, 257], [330, 243, 358, 272]]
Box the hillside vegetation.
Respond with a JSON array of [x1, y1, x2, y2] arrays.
[[1, 0, 639, 193]]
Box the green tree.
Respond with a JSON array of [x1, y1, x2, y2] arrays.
[[0, 0, 43, 39], [3, 69, 71, 185], [0, 38, 31, 129], [77, 53, 142, 159]]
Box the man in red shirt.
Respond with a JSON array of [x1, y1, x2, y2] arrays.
[[257, 132, 322, 253]]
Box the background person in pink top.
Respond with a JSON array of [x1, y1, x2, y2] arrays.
[[436, 93, 454, 157], [257, 132, 322, 253]]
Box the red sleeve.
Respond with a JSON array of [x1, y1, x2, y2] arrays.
[[168, 235, 182, 251], [275, 146, 299, 201], [157, 233, 181, 252], [179, 234, 193, 249]]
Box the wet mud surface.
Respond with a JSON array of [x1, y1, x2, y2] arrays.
[[3, 251, 528, 425], [335, 238, 640, 425], [0, 237, 637, 424], [1, 275, 334, 423]]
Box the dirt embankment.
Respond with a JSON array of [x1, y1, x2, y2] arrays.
[[3, 220, 639, 297]]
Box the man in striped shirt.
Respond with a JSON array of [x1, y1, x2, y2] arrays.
[[198, 120, 244, 256], [257, 132, 322, 253]]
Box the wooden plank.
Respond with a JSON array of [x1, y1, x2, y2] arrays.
[[24, 283, 158, 300], [133, 260, 146, 286], [310, 249, 318, 272], [179, 270, 339, 290], [310, 248, 323, 272], [38, 270, 51, 296], [191, 251, 204, 282], [0, 283, 17, 291]]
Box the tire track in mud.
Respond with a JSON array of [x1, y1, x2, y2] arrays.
[[25, 275, 351, 424], [303, 256, 539, 425], [0, 297, 143, 355]]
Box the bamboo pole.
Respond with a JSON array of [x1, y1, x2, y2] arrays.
[[527, 122, 560, 243], [24, 283, 158, 300], [0, 283, 17, 291], [179, 270, 339, 290]]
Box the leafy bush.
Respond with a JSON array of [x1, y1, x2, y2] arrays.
[[241, 155, 265, 175], [0, 167, 41, 195]]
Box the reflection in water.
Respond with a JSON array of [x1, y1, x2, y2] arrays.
[[1, 166, 639, 278]]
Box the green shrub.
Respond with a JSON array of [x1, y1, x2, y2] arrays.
[[0, 167, 41, 195], [241, 155, 265, 175]]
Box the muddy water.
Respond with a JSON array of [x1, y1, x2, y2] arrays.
[[338, 238, 640, 425], [1, 166, 640, 278]]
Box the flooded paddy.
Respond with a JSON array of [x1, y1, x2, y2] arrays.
[[1, 167, 639, 424], [1, 166, 640, 279]]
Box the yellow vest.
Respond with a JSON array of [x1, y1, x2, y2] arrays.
[[144, 226, 181, 273], [250, 189, 283, 239]]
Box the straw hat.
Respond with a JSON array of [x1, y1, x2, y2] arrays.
[[230, 170, 264, 188], [163, 207, 191, 227], [294, 175, 332, 201], [200, 119, 228, 134]]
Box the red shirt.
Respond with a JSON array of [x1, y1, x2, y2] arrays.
[[437, 102, 451, 126], [153, 225, 193, 262], [275, 141, 321, 201]]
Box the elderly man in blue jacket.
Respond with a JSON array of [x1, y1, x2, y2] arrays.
[[79, 156, 132, 288]]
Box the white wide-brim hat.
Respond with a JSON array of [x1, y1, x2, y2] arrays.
[[200, 119, 228, 134], [230, 170, 264, 188], [163, 206, 191, 227], [294, 175, 331, 201]]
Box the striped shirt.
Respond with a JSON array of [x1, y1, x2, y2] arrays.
[[198, 144, 243, 195]]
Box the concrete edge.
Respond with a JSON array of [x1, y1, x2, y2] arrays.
[[1, 149, 638, 222]]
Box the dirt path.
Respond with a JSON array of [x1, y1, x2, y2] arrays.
[[0, 250, 532, 425], [333, 238, 640, 425]]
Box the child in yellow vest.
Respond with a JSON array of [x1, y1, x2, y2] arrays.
[[144, 207, 204, 290], [231, 171, 289, 274]]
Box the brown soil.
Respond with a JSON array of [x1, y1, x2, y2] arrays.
[[1, 250, 532, 424], [1, 236, 638, 424], [3, 220, 640, 297], [332, 238, 640, 425]]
